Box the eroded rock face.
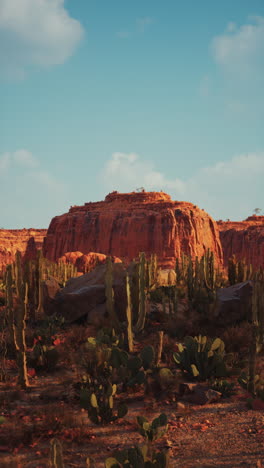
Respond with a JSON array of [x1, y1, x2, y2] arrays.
[[43, 191, 223, 268], [0, 229, 47, 270], [58, 251, 122, 273], [218, 216, 264, 269]]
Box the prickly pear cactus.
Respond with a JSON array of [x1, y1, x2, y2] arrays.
[[173, 336, 227, 381]]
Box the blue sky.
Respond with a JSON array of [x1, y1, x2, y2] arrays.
[[1, 0, 264, 228]]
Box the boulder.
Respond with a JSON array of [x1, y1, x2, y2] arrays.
[[44, 263, 128, 323], [42, 277, 61, 316], [214, 281, 253, 326]]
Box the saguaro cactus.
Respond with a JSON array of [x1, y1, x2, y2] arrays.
[[105, 256, 120, 332], [126, 274, 134, 352], [249, 279, 259, 394], [134, 252, 147, 333], [6, 253, 29, 388]]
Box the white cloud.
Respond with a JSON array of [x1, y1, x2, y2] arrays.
[[12, 149, 39, 168], [0, 152, 10, 172], [101, 151, 264, 220], [211, 16, 264, 76], [0, 0, 84, 78], [226, 22, 236, 32], [0, 149, 68, 227]]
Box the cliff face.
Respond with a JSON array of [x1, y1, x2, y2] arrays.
[[0, 229, 47, 270], [43, 191, 223, 268], [217, 216, 264, 269]]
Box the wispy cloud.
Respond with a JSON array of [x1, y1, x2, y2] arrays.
[[0, 0, 85, 78], [116, 16, 154, 39], [12, 149, 39, 168], [0, 149, 68, 227], [101, 151, 264, 220], [136, 17, 154, 33], [211, 15, 264, 77], [0, 152, 10, 172]]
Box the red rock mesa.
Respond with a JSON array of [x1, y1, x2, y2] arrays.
[[0, 229, 47, 270], [217, 216, 264, 270], [43, 191, 223, 268]]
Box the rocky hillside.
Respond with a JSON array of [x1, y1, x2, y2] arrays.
[[43, 191, 223, 268], [0, 229, 47, 271], [217, 216, 264, 269]]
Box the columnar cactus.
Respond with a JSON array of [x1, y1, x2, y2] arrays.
[[50, 438, 64, 468], [6, 252, 29, 388], [134, 252, 147, 333], [105, 256, 120, 332], [126, 274, 134, 352], [156, 331, 164, 366]]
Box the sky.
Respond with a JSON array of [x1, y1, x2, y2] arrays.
[[1, 0, 264, 228]]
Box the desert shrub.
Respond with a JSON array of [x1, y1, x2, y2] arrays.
[[27, 337, 60, 371], [210, 379, 236, 398], [221, 322, 252, 356], [62, 324, 93, 351], [238, 371, 264, 400]]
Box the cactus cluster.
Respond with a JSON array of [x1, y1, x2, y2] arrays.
[[105, 445, 170, 468], [173, 336, 227, 381], [104, 253, 158, 348], [105, 413, 169, 468], [110, 345, 155, 388], [228, 255, 253, 285], [247, 269, 264, 394], [79, 377, 128, 425]]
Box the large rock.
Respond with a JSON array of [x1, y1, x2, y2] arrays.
[[0, 228, 46, 271], [43, 191, 223, 269], [218, 216, 264, 269], [58, 251, 122, 273], [157, 269, 176, 286], [214, 281, 253, 325], [42, 277, 61, 316], [44, 263, 128, 323]]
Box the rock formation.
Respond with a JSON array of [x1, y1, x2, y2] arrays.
[[58, 251, 122, 273], [217, 216, 264, 269], [0, 229, 47, 271], [43, 191, 223, 268], [214, 281, 253, 326], [43, 263, 127, 324]]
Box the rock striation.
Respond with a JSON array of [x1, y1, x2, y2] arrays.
[[0, 229, 47, 270], [217, 216, 264, 269], [43, 191, 223, 268]]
